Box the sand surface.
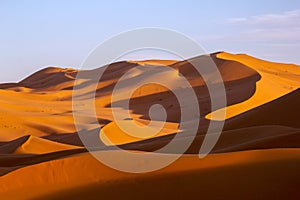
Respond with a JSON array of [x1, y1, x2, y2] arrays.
[[0, 52, 299, 199]]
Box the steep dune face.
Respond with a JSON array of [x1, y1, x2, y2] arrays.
[[106, 54, 260, 124], [224, 89, 300, 130], [13, 135, 81, 154], [0, 52, 299, 199], [0, 136, 30, 154], [208, 52, 300, 120]]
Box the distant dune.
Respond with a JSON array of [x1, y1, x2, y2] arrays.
[[0, 52, 299, 199]]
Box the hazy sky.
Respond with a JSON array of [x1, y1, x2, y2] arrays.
[[0, 0, 299, 82]]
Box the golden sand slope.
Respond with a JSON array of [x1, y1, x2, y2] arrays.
[[224, 88, 300, 130], [0, 149, 300, 199], [208, 52, 300, 120], [100, 120, 179, 145], [0, 135, 80, 154], [13, 135, 80, 154], [0, 84, 77, 141]]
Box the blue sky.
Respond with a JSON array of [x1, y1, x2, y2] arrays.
[[0, 0, 299, 82]]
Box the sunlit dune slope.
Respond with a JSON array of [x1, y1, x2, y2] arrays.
[[0, 135, 79, 155], [208, 52, 300, 120], [100, 120, 178, 145], [224, 88, 300, 130], [13, 135, 80, 154]]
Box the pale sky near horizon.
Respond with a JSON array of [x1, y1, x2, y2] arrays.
[[0, 0, 299, 83]]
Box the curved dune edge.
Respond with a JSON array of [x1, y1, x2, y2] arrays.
[[0, 135, 30, 154], [128, 60, 178, 66], [0, 149, 300, 199], [0, 135, 81, 155], [13, 135, 81, 154], [207, 52, 300, 120], [224, 88, 300, 130], [100, 120, 179, 145], [116, 125, 300, 154]]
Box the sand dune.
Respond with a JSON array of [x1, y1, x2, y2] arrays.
[[1, 149, 300, 199], [100, 120, 179, 145], [13, 135, 80, 154], [116, 125, 300, 154], [224, 89, 300, 129], [0, 51, 299, 199], [1, 67, 77, 91], [128, 59, 178, 66], [208, 52, 300, 120], [0, 135, 29, 154], [0, 53, 261, 140]]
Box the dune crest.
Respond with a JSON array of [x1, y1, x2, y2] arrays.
[[207, 52, 300, 120], [14, 135, 80, 154]]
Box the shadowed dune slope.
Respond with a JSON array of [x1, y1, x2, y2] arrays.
[[116, 125, 300, 154], [0, 149, 300, 200], [0, 67, 77, 91]]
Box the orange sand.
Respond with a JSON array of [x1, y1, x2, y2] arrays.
[[0, 52, 299, 199]]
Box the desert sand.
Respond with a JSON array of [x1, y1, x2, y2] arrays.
[[0, 52, 299, 199]]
